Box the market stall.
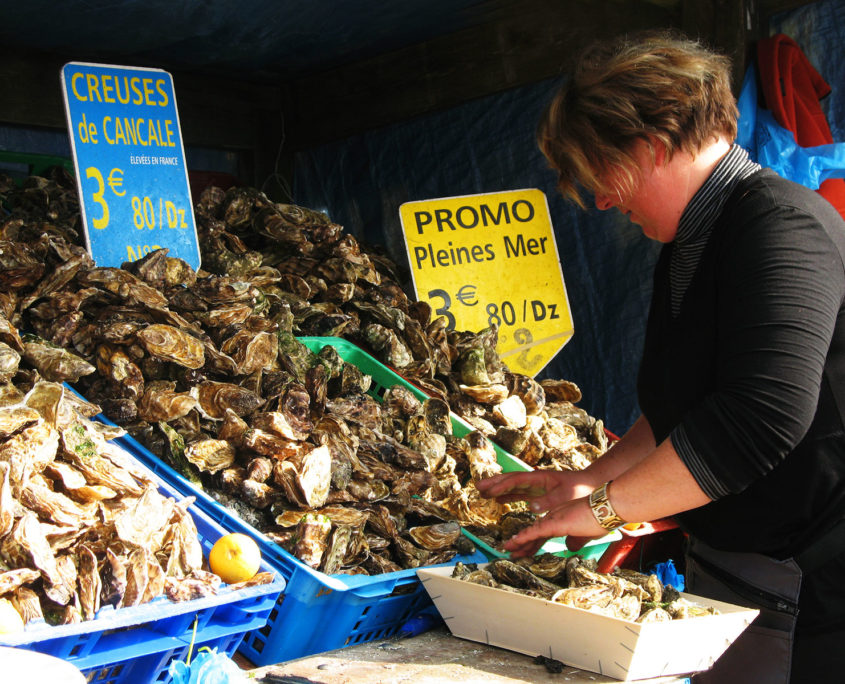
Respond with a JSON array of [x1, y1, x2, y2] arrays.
[[0, 1, 843, 682]]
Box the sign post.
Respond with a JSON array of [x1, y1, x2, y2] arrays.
[[399, 189, 573, 377], [61, 62, 200, 270]]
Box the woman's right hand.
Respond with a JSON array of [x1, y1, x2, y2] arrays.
[[476, 469, 599, 514]]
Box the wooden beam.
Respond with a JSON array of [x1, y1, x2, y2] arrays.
[[0, 49, 282, 152], [285, 0, 682, 149]]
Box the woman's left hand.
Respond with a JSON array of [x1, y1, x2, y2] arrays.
[[503, 496, 607, 558]]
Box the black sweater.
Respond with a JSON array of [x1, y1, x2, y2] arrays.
[[638, 169, 845, 559]]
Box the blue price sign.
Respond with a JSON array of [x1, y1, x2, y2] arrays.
[[61, 62, 201, 269]]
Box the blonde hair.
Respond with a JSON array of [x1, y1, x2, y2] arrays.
[[538, 32, 738, 207]]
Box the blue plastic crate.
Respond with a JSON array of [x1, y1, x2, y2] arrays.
[[0, 447, 285, 684], [110, 428, 487, 665]]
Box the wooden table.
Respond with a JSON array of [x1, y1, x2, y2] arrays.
[[247, 625, 692, 684]]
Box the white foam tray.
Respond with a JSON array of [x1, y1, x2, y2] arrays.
[[417, 564, 758, 681]]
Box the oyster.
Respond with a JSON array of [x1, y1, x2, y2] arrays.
[[1, 418, 59, 496], [0, 567, 41, 595], [459, 383, 509, 405], [221, 330, 277, 375], [407, 521, 461, 551], [488, 559, 561, 599], [452, 557, 715, 624], [1, 172, 618, 578], [293, 445, 332, 508], [251, 408, 310, 442], [184, 439, 237, 474], [21, 334, 96, 382], [321, 524, 353, 575], [137, 324, 205, 369], [0, 404, 40, 440], [465, 430, 502, 482], [21, 474, 94, 527], [294, 513, 332, 568], [191, 381, 264, 420], [11, 586, 44, 623], [540, 379, 582, 403], [137, 381, 198, 422], [0, 341, 20, 382]]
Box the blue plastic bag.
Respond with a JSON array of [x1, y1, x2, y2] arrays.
[[736, 65, 845, 190], [399, 605, 444, 637], [652, 559, 685, 592], [168, 647, 246, 684]]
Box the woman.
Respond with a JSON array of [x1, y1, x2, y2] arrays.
[[477, 33, 845, 683]]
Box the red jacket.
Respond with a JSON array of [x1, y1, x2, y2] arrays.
[[757, 33, 845, 219]]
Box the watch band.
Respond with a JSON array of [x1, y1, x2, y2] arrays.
[[588, 480, 626, 531]]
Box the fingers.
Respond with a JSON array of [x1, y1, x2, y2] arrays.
[[524, 492, 560, 514], [503, 536, 546, 558], [502, 515, 559, 556], [562, 534, 592, 552], [476, 471, 548, 499]]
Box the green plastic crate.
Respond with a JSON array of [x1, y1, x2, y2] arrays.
[[297, 336, 530, 473], [0, 150, 74, 182], [297, 336, 620, 560], [461, 526, 622, 562]]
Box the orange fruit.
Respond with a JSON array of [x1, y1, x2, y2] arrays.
[[209, 533, 261, 584]]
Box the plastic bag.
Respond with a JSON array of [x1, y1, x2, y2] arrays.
[[651, 559, 685, 592], [736, 65, 845, 190], [399, 605, 444, 637], [168, 647, 247, 684]]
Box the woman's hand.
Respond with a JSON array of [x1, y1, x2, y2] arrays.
[[502, 496, 606, 558], [476, 469, 598, 513]]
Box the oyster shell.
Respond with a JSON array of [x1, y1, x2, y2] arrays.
[[21, 334, 96, 382], [540, 379, 582, 403], [0, 567, 41, 595], [2, 171, 617, 578], [407, 521, 461, 551], [0, 341, 20, 382], [191, 381, 264, 420], [0, 404, 40, 440], [137, 324, 205, 369], [294, 513, 332, 568], [453, 557, 714, 623], [184, 438, 237, 474], [221, 330, 277, 375], [136, 381, 198, 422]]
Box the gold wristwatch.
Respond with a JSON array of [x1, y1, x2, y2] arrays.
[[588, 480, 626, 531]]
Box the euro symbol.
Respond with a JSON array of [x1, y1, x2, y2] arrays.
[[107, 168, 126, 197], [455, 284, 478, 306]]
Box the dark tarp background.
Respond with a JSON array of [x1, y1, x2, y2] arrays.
[[293, 0, 845, 435]]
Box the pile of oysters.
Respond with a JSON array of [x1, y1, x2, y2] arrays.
[[453, 556, 717, 623], [0, 333, 272, 627], [0, 169, 610, 575]]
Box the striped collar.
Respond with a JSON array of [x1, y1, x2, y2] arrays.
[[675, 144, 761, 246], [668, 145, 761, 316]]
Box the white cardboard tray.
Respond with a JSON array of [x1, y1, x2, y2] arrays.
[[417, 564, 758, 681]]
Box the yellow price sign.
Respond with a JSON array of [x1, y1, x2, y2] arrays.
[[399, 189, 573, 377]]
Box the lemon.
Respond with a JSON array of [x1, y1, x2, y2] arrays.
[[209, 533, 261, 584], [0, 598, 24, 635]]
